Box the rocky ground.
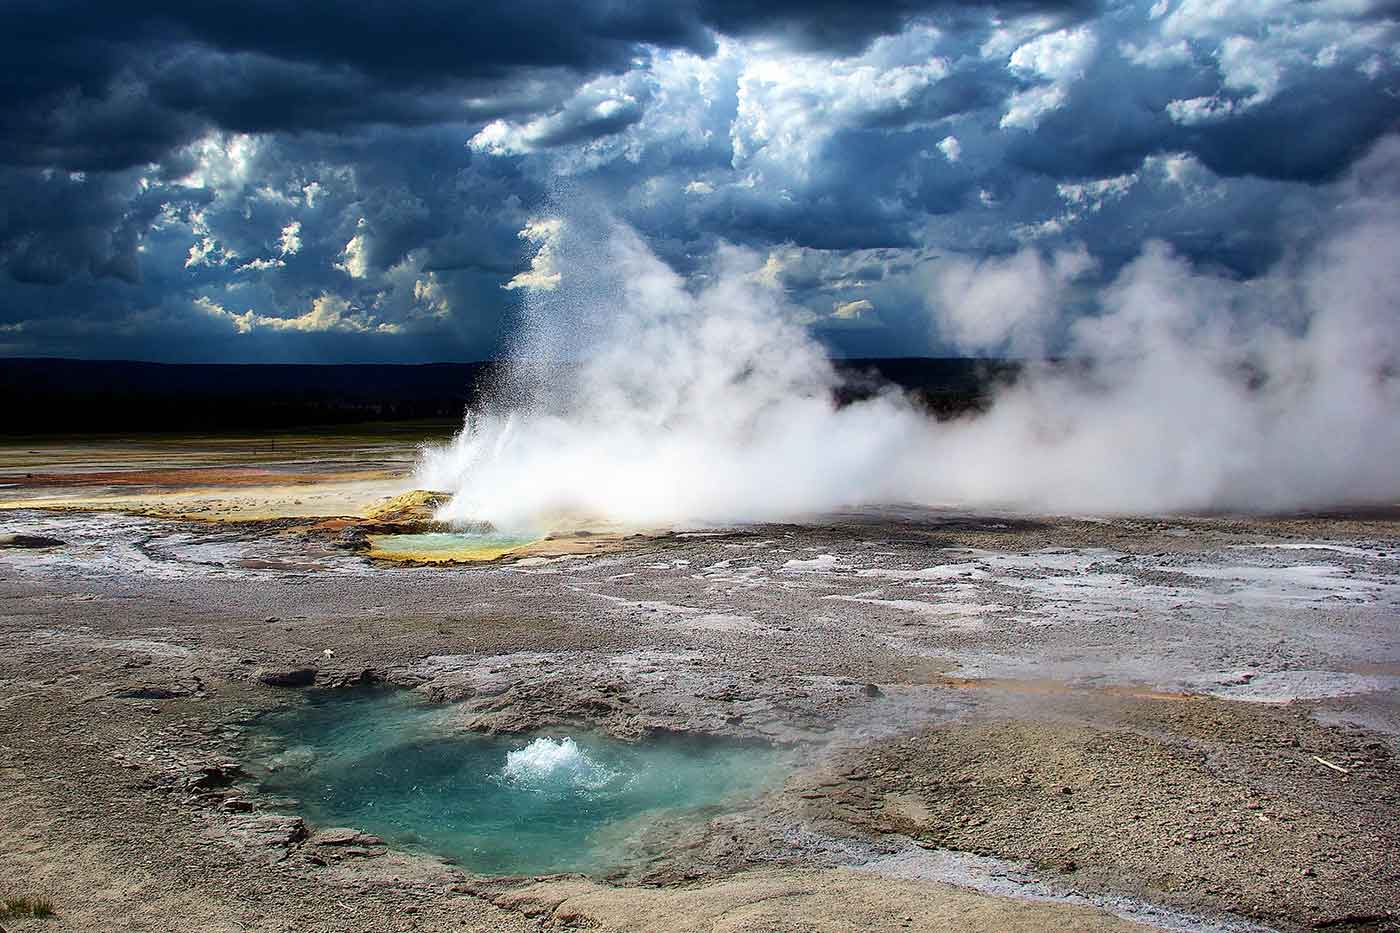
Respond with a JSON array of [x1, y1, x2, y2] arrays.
[[1, 437, 1398, 932]]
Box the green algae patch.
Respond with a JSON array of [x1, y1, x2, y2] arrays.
[[366, 530, 540, 562]]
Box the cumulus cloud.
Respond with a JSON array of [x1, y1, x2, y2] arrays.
[[502, 219, 564, 292], [278, 221, 302, 256], [336, 221, 370, 279], [185, 237, 222, 269], [235, 257, 285, 272], [195, 294, 401, 335], [470, 72, 650, 155], [730, 26, 955, 180], [1000, 25, 1097, 129], [375, 251, 454, 323], [832, 297, 876, 319], [179, 133, 259, 187], [1166, 95, 1238, 125]]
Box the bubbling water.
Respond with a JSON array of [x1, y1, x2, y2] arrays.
[[500, 736, 618, 792]]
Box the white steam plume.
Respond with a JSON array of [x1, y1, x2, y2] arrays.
[[418, 138, 1400, 529]]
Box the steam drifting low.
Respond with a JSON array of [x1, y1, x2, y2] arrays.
[[418, 138, 1400, 529]]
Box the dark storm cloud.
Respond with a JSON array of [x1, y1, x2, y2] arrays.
[[0, 0, 1096, 172], [1005, 41, 1400, 186], [1180, 81, 1400, 183], [694, 0, 1098, 52], [1, 0, 1398, 362], [0, 166, 168, 285], [860, 65, 1012, 130], [0, 1, 690, 172]]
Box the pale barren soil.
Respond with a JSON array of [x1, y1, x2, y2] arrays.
[[1, 431, 1397, 932]]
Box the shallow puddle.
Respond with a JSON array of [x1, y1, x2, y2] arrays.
[[249, 690, 790, 875], [366, 531, 538, 562]]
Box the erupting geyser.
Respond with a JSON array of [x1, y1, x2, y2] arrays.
[[420, 140, 1400, 529]]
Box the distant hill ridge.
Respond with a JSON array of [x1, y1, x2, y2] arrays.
[[0, 357, 1017, 434]]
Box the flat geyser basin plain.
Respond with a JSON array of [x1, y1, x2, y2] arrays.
[[252, 689, 791, 875], [1, 427, 1398, 932]]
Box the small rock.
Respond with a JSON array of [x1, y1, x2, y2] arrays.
[[237, 814, 307, 847], [0, 533, 64, 548], [336, 846, 379, 858], [310, 827, 384, 847], [186, 761, 245, 791], [256, 667, 318, 688], [862, 683, 883, 698]]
